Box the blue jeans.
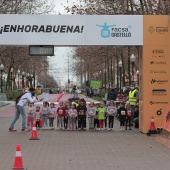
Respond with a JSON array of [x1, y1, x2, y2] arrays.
[[9, 105, 26, 130]]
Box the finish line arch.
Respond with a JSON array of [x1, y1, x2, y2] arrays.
[[0, 14, 170, 133]]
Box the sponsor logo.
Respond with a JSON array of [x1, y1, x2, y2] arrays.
[[148, 26, 155, 34], [150, 79, 168, 84], [156, 109, 162, 116], [150, 70, 167, 74], [150, 101, 168, 105], [0, 25, 84, 34], [152, 89, 167, 96], [150, 61, 166, 65], [96, 22, 132, 38], [148, 26, 168, 34], [152, 50, 164, 54]]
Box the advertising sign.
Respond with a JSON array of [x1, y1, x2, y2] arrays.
[[0, 15, 143, 46], [90, 81, 101, 88], [140, 15, 170, 133]]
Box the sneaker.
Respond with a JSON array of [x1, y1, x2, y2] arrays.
[[42, 127, 45, 130], [129, 128, 132, 130], [9, 128, 17, 132], [22, 128, 30, 132], [111, 128, 114, 131], [108, 128, 111, 131]]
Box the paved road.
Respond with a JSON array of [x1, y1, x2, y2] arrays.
[[0, 93, 170, 170]]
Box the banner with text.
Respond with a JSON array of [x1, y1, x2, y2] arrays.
[[0, 15, 143, 46]]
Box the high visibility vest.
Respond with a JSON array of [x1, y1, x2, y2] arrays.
[[129, 89, 137, 106]]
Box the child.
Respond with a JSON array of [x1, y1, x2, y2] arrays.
[[87, 102, 96, 130], [126, 103, 132, 130], [107, 101, 116, 131], [94, 103, 99, 130], [68, 104, 78, 130], [34, 105, 41, 129], [56, 101, 66, 130], [26, 103, 34, 130], [49, 103, 56, 129], [77, 99, 87, 130], [66, 103, 71, 130], [134, 106, 139, 128], [41, 102, 50, 129], [97, 102, 107, 130], [117, 102, 127, 131], [63, 101, 68, 129]]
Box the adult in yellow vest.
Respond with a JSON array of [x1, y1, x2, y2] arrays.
[[127, 84, 139, 116]]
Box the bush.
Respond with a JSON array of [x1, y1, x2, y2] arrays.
[[5, 91, 13, 100], [5, 90, 20, 100], [12, 90, 20, 100]]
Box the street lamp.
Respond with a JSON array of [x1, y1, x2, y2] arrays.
[[26, 73, 30, 87], [22, 71, 25, 88], [17, 70, 20, 89], [104, 69, 107, 91], [136, 70, 139, 86], [30, 74, 33, 87], [130, 54, 136, 83], [118, 60, 122, 94], [10, 67, 13, 91], [0, 64, 4, 93]]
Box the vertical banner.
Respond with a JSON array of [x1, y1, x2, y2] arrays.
[[141, 15, 170, 133]]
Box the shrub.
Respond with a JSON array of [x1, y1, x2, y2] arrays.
[[5, 91, 13, 100]]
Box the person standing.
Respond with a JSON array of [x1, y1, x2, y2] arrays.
[[26, 102, 35, 130], [118, 102, 127, 131], [9, 87, 43, 132], [127, 84, 139, 119], [68, 104, 78, 130], [41, 102, 50, 129], [107, 86, 118, 101], [87, 102, 96, 130], [97, 102, 107, 130], [56, 101, 66, 130], [107, 101, 116, 131], [77, 99, 87, 130]]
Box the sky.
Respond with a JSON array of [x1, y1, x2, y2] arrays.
[[47, 0, 78, 86]]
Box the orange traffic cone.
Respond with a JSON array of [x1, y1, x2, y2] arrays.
[[12, 144, 26, 170], [29, 123, 39, 140], [147, 116, 157, 136]]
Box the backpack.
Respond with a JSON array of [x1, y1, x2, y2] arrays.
[[16, 92, 27, 105]]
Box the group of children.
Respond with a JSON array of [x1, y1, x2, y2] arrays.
[[26, 99, 139, 131]]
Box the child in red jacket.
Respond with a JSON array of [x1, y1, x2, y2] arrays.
[[56, 101, 66, 130]]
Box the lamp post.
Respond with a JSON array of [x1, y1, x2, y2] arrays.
[[136, 70, 139, 86], [10, 68, 13, 91], [17, 70, 20, 89], [104, 69, 107, 91], [27, 73, 30, 87], [30, 74, 33, 87], [0, 64, 4, 93], [130, 54, 136, 83], [22, 71, 25, 88], [118, 60, 122, 94]]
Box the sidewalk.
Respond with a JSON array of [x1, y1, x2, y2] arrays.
[[0, 94, 170, 170]]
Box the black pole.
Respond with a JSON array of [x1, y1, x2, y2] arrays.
[[10, 72, 12, 91], [18, 74, 19, 89], [132, 62, 134, 83], [119, 67, 122, 94], [22, 75, 24, 88], [1, 70, 3, 93]]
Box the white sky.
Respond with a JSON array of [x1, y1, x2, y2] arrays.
[[48, 0, 78, 85]]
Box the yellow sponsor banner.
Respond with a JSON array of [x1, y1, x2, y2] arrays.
[[141, 15, 170, 133]]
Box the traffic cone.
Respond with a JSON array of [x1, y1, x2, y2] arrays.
[[29, 123, 39, 140], [12, 144, 26, 170], [147, 116, 157, 136]]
